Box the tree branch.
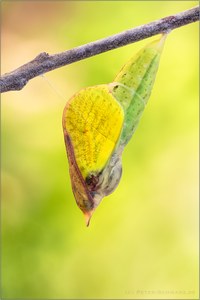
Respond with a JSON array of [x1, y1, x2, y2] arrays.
[[0, 6, 199, 93]]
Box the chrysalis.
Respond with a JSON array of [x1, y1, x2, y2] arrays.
[[62, 34, 167, 226]]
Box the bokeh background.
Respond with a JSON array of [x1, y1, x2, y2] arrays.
[[1, 1, 199, 299]]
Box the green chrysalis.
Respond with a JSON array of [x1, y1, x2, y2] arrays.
[[63, 34, 167, 225]]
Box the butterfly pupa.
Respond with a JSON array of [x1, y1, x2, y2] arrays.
[[62, 34, 167, 226]]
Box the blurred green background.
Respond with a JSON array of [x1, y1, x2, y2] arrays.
[[1, 1, 199, 299]]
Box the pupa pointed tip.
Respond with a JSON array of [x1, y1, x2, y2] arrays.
[[85, 215, 91, 227], [84, 210, 94, 227]]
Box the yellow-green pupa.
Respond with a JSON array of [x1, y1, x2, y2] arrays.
[[63, 34, 167, 226]]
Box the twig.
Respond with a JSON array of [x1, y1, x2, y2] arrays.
[[0, 6, 199, 93]]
